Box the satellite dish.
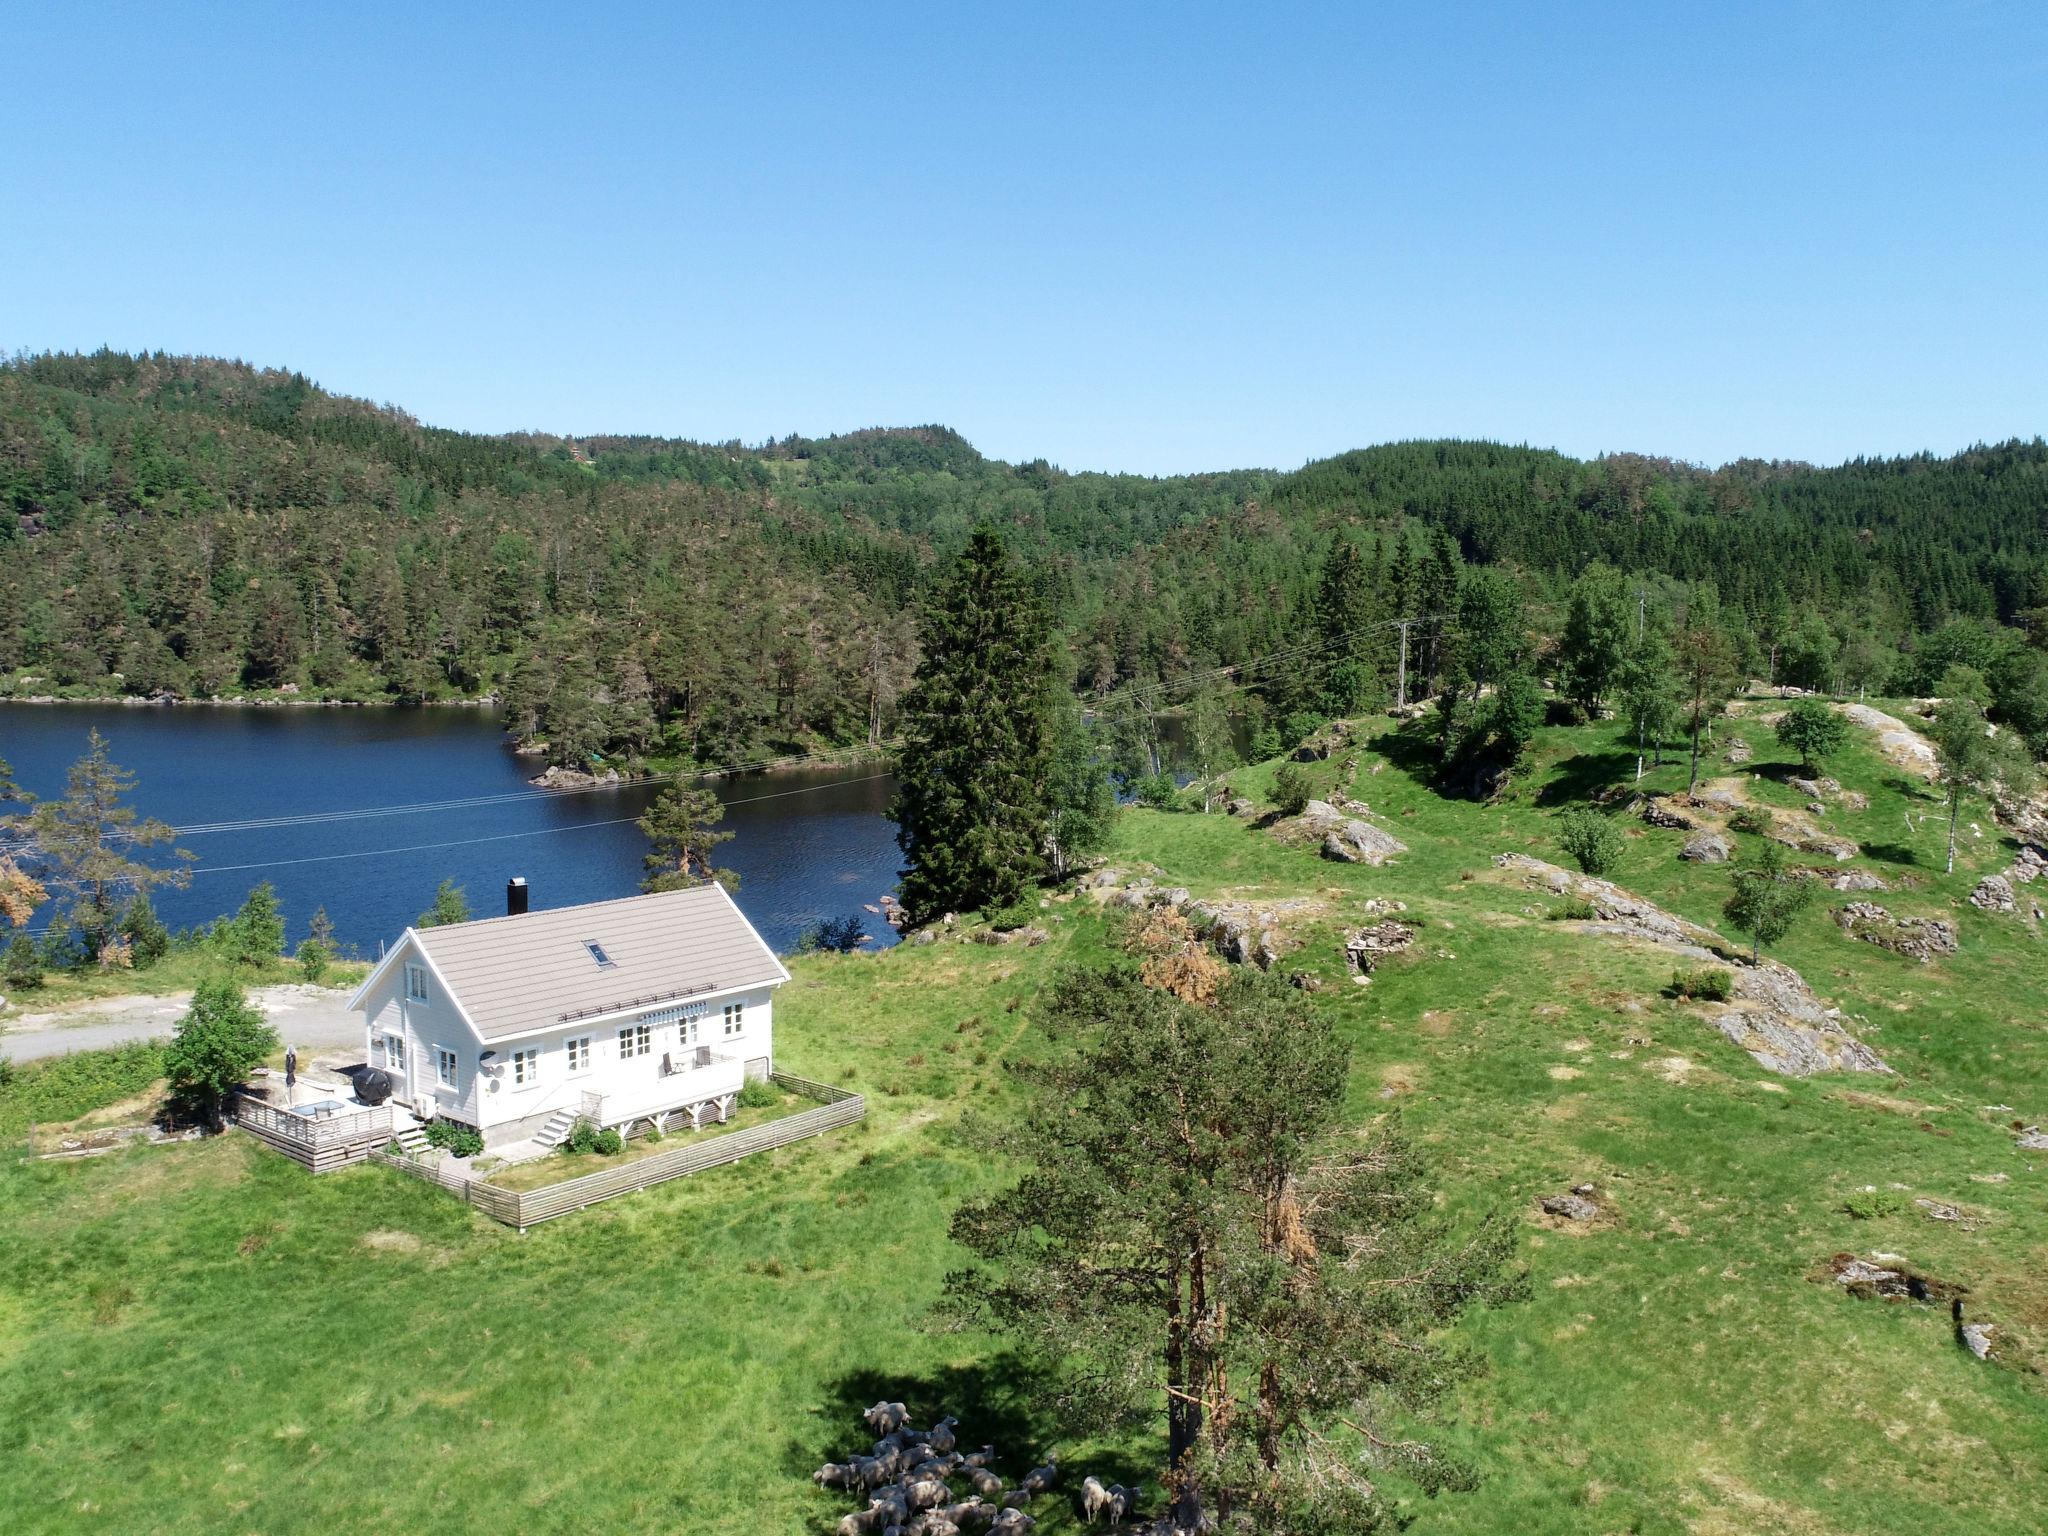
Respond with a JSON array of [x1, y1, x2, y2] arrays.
[[357, 1068, 394, 1106]]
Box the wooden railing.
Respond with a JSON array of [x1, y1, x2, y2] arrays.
[[370, 1071, 863, 1231], [234, 1095, 393, 1147]]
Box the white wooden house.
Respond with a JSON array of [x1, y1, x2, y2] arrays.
[[347, 880, 789, 1150]]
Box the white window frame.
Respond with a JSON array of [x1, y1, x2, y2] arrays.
[[618, 1023, 651, 1059], [435, 1047, 457, 1088], [404, 964, 428, 1003], [512, 1047, 539, 1086], [722, 1002, 743, 1038], [566, 1035, 592, 1075], [385, 1032, 406, 1071]]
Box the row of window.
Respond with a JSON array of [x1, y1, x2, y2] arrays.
[[384, 1004, 747, 1089]]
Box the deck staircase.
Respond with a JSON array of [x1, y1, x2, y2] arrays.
[[392, 1123, 431, 1156], [533, 1109, 577, 1150]]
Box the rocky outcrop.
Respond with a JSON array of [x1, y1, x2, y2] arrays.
[[1681, 831, 1731, 863], [1970, 875, 2016, 914], [1775, 817, 1859, 862], [1276, 800, 1408, 866], [1833, 902, 1958, 963], [1493, 853, 1889, 1077], [971, 924, 1048, 947], [1292, 720, 1354, 761], [1794, 866, 1887, 893], [528, 764, 623, 789], [1641, 798, 1697, 831], [1342, 920, 1415, 981], [1838, 703, 1939, 779]]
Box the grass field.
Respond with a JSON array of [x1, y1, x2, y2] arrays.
[[2, 701, 2045, 1534]]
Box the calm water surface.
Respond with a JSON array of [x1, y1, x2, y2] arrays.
[[0, 703, 902, 955]]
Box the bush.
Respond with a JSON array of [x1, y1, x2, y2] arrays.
[[1133, 772, 1184, 810], [565, 1117, 600, 1155], [295, 937, 331, 984], [986, 897, 1040, 933], [644, 1126, 663, 1144], [738, 1077, 780, 1110], [119, 893, 171, 970], [1669, 966, 1733, 1002], [1556, 806, 1625, 876], [1248, 723, 1282, 762], [1271, 763, 1313, 817], [1842, 1189, 1907, 1220], [1279, 711, 1328, 751], [594, 1127, 624, 1156], [1728, 806, 1772, 836], [228, 883, 286, 969], [797, 914, 870, 953], [1547, 896, 1597, 921], [425, 1119, 483, 1158], [4, 931, 44, 990]]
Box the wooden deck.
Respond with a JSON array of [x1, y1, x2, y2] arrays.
[[371, 1072, 863, 1230], [232, 1095, 401, 1174]]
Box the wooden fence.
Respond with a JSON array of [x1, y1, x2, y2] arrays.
[[369, 1072, 863, 1231]]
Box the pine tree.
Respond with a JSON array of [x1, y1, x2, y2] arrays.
[[19, 730, 190, 955], [228, 882, 285, 968], [638, 780, 737, 891], [416, 879, 471, 928], [1674, 588, 1742, 792], [893, 528, 1058, 922]]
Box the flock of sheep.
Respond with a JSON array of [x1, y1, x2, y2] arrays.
[[815, 1402, 1148, 1534]]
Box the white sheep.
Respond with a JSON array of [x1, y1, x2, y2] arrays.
[[962, 1445, 997, 1469], [989, 1510, 1037, 1535], [926, 1414, 959, 1455], [815, 1461, 853, 1490], [963, 1465, 1005, 1499], [1081, 1476, 1114, 1524], [1107, 1484, 1142, 1524], [1018, 1454, 1059, 1497], [836, 1506, 887, 1536], [865, 1400, 911, 1435], [903, 1477, 951, 1512]]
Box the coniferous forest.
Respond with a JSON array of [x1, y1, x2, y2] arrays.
[[3, 350, 2045, 770]]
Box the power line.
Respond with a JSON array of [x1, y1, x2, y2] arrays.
[[186, 772, 898, 876]]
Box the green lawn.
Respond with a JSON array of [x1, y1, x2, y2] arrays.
[[3, 702, 2045, 1534]]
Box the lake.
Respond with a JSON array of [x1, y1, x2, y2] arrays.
[[0, 703, 903, 956]]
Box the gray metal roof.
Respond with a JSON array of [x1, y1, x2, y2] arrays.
[[409, 883, 788, 1042]]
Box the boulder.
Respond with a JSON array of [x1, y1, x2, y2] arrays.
[[1538, 1193, 1598, 1222], [1970, 875, 2016, 913], [1288, 971, 1323, 993], [1321, 819, 1408, 866], [1680, 831, 1731, 863], [971, 924, 1048, 947], [2011, 845, 2048, 884], [1226, 798, 1256, 819], [1299, 799, 1341, 823]]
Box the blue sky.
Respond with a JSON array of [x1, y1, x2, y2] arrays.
[[5, 2, 2044, 474]]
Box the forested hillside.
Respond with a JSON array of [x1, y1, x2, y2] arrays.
[[3, 350, 2045, 768]]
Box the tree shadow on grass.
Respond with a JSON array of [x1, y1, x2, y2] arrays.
[[1534, 750, 1638, 808], [1861, 842, 1921, 867], [789, 1350, 1072, 1483], [1364, 721, 1442, 790]]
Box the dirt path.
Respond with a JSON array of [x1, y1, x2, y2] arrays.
[[0, 983, 362, 1062]]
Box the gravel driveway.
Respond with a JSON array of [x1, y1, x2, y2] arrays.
[[0, 983, 363, 1062]]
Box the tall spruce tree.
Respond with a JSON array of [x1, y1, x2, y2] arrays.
[[893, 528, 1058, 921]]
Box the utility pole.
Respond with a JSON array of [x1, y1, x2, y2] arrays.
[[1394, 618, 1412, 709]]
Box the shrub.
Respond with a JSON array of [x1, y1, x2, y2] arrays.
[[1842, 1189, 1907, 1220], [4, 931, 44, 990], [1547, 897, 1597, 921], [987, 897, 1040, 933], [1279, 711, 1328, 751], [295, 937, 331, 984], [1669, 966, 1733, 1002], [594, 1127, 624, 1156], [425, 1119, 483, 1158], [1248, 723, 1282, 762], [228, 883, 286, 969], [1271, 763, 1313, 817], [644, 1127, 663, 1144], [797, 915, 869, 953], [1728, 806, 1772, 836], [565, 1117, 600, 1155], [1556, 806, 1625, 876], [1133, 772, 1184, 810], [119, 893, 171, 970], [738, 1077, 780, 1109]]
